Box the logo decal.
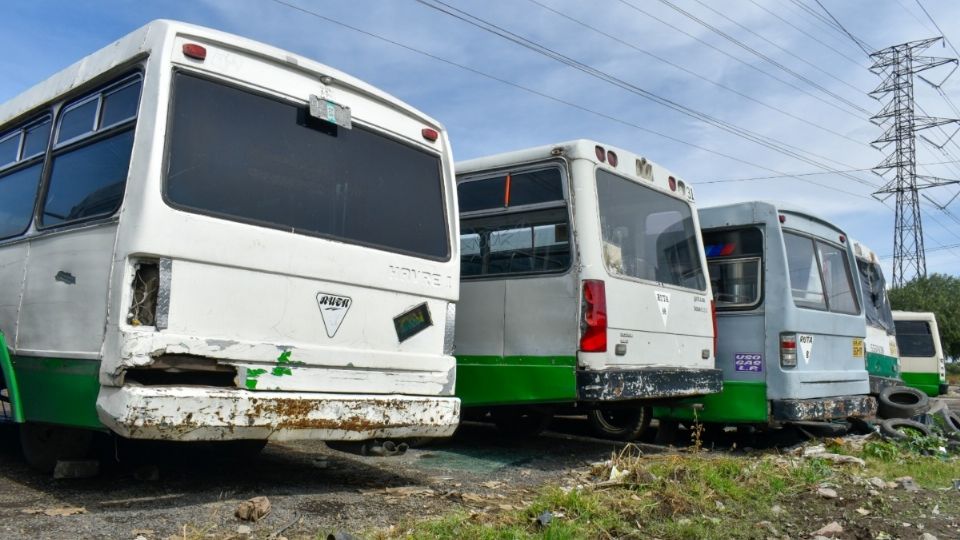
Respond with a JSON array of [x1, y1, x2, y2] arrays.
[[655, 291, 671, 326], [798, 334, 814, 364], [316, 293, 352, 338], [734, 353, 763, 372]]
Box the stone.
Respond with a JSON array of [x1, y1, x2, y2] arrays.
[[812, 521, 843, 538], [817, 487, 839, 499], [920, 533, 938, 540], [867, 477, 887, 489], [896, 476, 921, 492], [235, 496, 271, 522], [237, 525, 252, 535], [52, 460, 100, 479]]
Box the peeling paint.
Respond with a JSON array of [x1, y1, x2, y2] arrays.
[[577, 368, 723, 402], [772, 395, 877, 421]]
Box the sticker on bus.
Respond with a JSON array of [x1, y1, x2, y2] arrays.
[[852, 338, 864, 358], [655, 291, 671, 325], [798, 334, 814, 364], [734, 353, 763, 372]]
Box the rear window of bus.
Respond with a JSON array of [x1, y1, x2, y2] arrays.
[[784, 231, 859, 314], [894, 320, 936, 357], [164, 72, 449, 261]]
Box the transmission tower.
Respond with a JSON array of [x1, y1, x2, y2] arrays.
[[870, 37, 959, 287]]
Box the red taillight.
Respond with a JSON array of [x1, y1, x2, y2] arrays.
[[780, 333, 798, 367], [580, 280, 607, 352], [839, 234, 846, 243], [778, 214, 786, 224], [668, 176, 677, 191], [182, 43, 207, 60], [421, 128, 439, 141], [607, 150, 618, 167], [595, 145, 606, 162], [711, 300, 718, 359]]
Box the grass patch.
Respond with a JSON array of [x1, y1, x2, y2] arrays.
[[380, 439, 960, 540]]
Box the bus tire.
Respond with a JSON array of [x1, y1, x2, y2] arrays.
[[587, 406, 652, 441], [879, 418, 933, 440], [654, 419, 680, 446], [19, 423, 94, 473], [491, 407, 553, 437], [877, 386, 930, 419]]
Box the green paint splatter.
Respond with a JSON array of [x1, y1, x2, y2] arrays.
[[245, 368, 268, 389], [271, 366, 293, 377], [277, 350, 292, 364]]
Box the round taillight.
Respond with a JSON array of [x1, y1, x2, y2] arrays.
[[779, 214, 786, 224], [595, 145, 606, 162], [678, 180, 686, 194], [607, 150, 618, 167], [182, 43, 207, 61], [668, 176, 677, 191], [839, 234, 846, 243], [421, 128, 439, 142]]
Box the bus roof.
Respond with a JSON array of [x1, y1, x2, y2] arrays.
[[0, 19, 443, 133], [699, 200, 848, 237], [456, 139, 695, 202], [892, 311, 937, 322], [850, 237, 880, 263]]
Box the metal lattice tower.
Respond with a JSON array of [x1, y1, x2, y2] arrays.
[[870, 37, 959, 287]]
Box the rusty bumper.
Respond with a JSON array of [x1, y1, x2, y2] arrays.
[[576, 367, 723, 402], [96, 386, 460, 441], [771, 394, 877, 422]]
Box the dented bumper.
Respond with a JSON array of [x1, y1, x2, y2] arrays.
[[96, 386, 460, 441], [771, 394, 877, 422], [576, 367, 723, 402]]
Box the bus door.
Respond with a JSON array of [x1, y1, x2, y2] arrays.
[[455, 165, 578, 406]]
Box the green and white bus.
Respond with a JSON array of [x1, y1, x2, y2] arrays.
[[893, 311, 948, 397], [851, 239, 900, 392], [453, 140, 722, 440], [0, 20, 461, 470]]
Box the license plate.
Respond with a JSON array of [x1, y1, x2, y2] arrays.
[[852, 338, 864, 358], [309, 95, 352, 129]]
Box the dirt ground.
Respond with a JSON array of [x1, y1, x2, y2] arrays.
[[0, 418, 631, 539], [1, 417, 958, 539]]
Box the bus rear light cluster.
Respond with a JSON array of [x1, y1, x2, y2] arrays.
[[579, 280, 607, 353], [127, 258, 171, 330], [606, 150, 618, 166], [182, 43, 207, 61], [780, 333, 797, 367]]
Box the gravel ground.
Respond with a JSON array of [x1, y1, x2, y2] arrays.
[[0, 419, 636, 539]]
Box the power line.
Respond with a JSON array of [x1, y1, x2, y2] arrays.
[[746, 0, 867, 68], [810, 0, 874, 56], [915, 0, 960, 58], [414, 0, 881, 190], [654, 0, 872, 116], [263, 0, 875, 201], [525, 0, 866, 147], [696, 159, 960, 184]]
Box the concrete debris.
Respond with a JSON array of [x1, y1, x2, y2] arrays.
[[812, 521, 843, 538], [799, 444, 865, 466], [896, 476, 921, 493], [816, 487, 838, 499], [235, 496, 272, 522], [53, 459, 100, 479]]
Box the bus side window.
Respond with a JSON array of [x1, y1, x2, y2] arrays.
[[41, 76, 141, 228], [783, 232, 826, 310], [0, 117, 51, 240]]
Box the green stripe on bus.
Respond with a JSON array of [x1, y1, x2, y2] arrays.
[[455, 355, 577, 407], [866, 351, 899, 380], [0, 332, 25, 423], [653, 380, 769, 424], [900, 371, 944, 397], [11, 355, 104, 429]]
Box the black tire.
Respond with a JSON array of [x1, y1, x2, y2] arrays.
[[654, 419, 680, 446], [588, 406, 652, 441], [19, 423, 94, 473], [879, 418, 933, 440], [877, 386, 930, 419], [491, 407, 553, 436], [933, 407, 960, 439]]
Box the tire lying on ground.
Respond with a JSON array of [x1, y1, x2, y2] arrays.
[[932, 406, 960, 439], [877, 386, 930, 419], [879, 418, 933, 440]]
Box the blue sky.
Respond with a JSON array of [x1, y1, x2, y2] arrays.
[[3, 0, 960, 280]]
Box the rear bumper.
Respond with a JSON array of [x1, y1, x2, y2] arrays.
[[577, 367, 723, 402], [96, 386, 460, 441], [771, 394, 876, 422]]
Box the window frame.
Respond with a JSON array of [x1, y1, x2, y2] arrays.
[[457, 161, 573, 280], [594, 167, 708, 293], [709, 256, 763, 310], [703, 226, 765, 311], [159, 69, 452, 262], [0, 115, 52, 241], [782, 229, 860, 315], [36, 71, 142, 231]]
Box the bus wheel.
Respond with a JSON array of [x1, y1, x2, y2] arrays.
[[654, 419, 680, 446], [588, 407, 652, 441], [19, 423, 93, 473], [491, 407, 553, 437]]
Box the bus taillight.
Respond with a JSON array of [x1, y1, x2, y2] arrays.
[[580, 280, 607, 353], [780, 333, 797, 367], [182, 43, 207, 61]]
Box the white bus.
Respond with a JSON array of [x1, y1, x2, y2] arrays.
[[851, 239, 900, 392], [0, 20, 460, 470], [453, 140, 721, 440], [893, 311, 948, 397]]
